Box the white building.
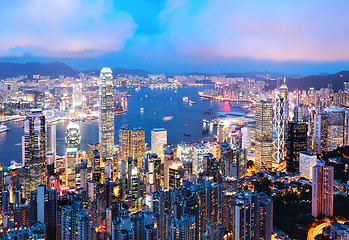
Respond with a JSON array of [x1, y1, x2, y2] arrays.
[[241, 126, 251, 151], [177, 142, 193, 162], [299, 152, 318, 180], [193, 144, 209, 176], [151, 128, 167, 160]]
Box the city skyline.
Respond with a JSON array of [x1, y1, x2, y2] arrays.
[[1, 1, 349, 239]]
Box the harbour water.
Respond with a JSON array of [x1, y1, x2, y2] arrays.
[[0, 86, 244, 168]]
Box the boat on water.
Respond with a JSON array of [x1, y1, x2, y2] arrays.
[[115, 105, 127, 115], [140, 108, 144, 112], [203, 109, 212, 114], [121, 124, 130, 128], [0, 125, 8, 133], [184, 133, 190, 137], [163, 116, 173, 121], [189, 100, 196, 104], [183, 97, 189, 102]]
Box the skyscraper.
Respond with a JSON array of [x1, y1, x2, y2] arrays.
[[23, 109, 47, 197], [241, 125, 251, 151], [99, 67, 115, 161], [255, 100, 273, 171], [299, 152, 318, 180], [313, 113, 328, 154], [118, 128, 145, 167], [285, 121, 308, 173], [151, 128, 167, 160], [326, 108, 345, 150], [273, 94, 285, 165], [312, 160, 334, 218], [232, 191, 273, 240], [65, 122, 81, 188], [48, 124, 56, 159]]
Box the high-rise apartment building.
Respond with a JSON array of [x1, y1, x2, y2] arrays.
[[151, 128, 167, 160], [99, 67, 115, 161], [232, 191, 273, 240], [23, 109, 47, 196], [312, 160, 334, 218], [255, 100, 273, 171]]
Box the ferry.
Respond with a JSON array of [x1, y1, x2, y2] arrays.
[[163, 116, 173, 121], [115, 105, 127, 115], [0, 125, 8, 133]]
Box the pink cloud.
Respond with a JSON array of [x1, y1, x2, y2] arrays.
[[0, 0, 137, 58], [156, 0, 349, 62]]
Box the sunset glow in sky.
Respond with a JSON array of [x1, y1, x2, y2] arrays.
[[1, 0, 349, 74]]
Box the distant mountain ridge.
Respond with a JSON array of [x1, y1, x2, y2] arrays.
[[0, 62, 79, 78], [84, 68, 150, 77], [0, 61, 348, 91], [268, 71, 349, 91]]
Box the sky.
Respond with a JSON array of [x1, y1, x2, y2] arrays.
[[1, 0, 349, 75]]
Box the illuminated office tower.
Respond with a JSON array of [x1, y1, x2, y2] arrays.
[[177, 142, 193, 162], [151, 128, 167, 160], [169, 160, 183, 190], [193, 144, 209, 176], [164, 148, 174, 189], [131, 128, 145, 166], [313, 113, 328, 154], [255, 100, 273, 171], [285, 121, 307, 173], [294, 105, 303, 122], [47, 124, 56, 159], [272, 94, 285, 166], [130, 166, 139, 211], [118, 128, 145, 167], [23, 109, 47, 197], [87, 143, 101, 168], [73, 81, 83, 107], [65, 122, 81, 188], [99, 67, 115, 161], [279, 76, 289, 120], [312, 160, 334, 218], [326, 108, 345, 150], [241, 125, 251, 151]]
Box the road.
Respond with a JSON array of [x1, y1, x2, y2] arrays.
[[307, 220, 346, 240]]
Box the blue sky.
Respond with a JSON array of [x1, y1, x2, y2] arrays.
[[1, 0, 349, 74]]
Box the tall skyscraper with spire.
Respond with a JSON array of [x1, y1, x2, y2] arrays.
[[23, 109, 47, 197], [99, 67, 115, 161], [273, 93, 285, 167], [280, 75, 289, 121], [65, 122, 81, 188]]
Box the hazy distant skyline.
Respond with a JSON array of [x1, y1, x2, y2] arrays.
[[1, 0, 349, 74]]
